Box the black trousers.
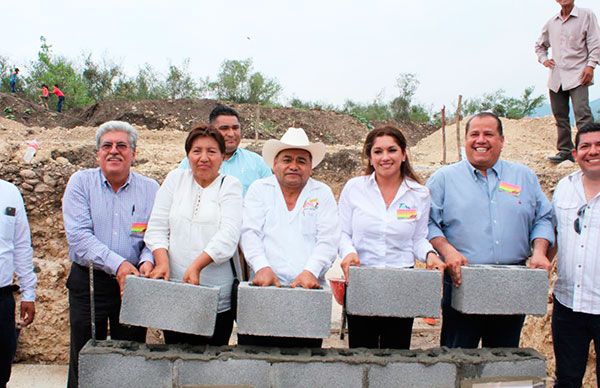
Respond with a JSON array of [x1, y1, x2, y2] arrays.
[[347, 314, 414, 349], [440, 274, 524, 348], [237, 334, 322, 348], [66, 263, 146, 388], [0, 289, 16, 387], [164, 309, 234, 346], [552, 295, 600, 388]]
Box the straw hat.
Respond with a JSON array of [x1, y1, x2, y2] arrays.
[[262, 127, 326, 169]]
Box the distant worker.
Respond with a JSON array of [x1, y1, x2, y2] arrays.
[[427, 112, 554, 349], [551, 122, 600, 387], [179, 105, 272, 195], [535, 0, 600, 164], [9, 68, 19, 93], [52, 84, 65, 113], [62, 121, 159, 388], [0, 178, 36, 388], [39, 84, 49, 110], [240, 127, 340, 348]]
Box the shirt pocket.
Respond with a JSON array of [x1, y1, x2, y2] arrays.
[[0, 214, 16, 242], [300, 211, 318, 237], [554, 200, 579, 227]]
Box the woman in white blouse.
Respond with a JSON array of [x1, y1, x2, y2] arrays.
[[339, 125, 445, 349], [145, 125, 243, 346]]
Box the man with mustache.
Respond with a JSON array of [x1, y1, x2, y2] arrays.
[[427, 112, 554, 349], [62, 121, 159, 388]]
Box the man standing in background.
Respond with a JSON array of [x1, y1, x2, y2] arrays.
[[535, 0, 600, 164]]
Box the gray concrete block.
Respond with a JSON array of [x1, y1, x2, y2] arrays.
[[368, 362, 457, 388], [271, 362, 364, 388], [120, 275, 220, 336], [451, 265, 548, 315], [458, 348, 547, 380], [79, 348, 173, 388], [177, 358, 270, 387], [346, 267, 442, 318], [236, 282, 332, 338]]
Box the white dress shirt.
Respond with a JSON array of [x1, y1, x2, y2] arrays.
[[241, 175, 340, 285], [339, 174, 434, 268], [553, 170, 600, 314], [144, 169, 242, 311], [0, 179, 36, 301]]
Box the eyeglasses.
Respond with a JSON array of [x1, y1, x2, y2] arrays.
[[573, 204, 587, 234], [100, 141, 129, 152]]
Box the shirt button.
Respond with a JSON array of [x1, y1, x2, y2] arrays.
[[577, 285, 581, 288], [493, 220, 497, 224], [495, 241, 500, 244], [578, 265, 582, 268], [581, 245, 584, 248]]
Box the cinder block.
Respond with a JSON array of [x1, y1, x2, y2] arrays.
[[451, 265, 548, 315], [271, 362, 364, 388], [120, 276, 219, 336], [236, 282, 332, 338], [177, 358, 270, 387], [368, 362, 457, 388], [346, 267, 442, 318], [79, 346, 173, 388]]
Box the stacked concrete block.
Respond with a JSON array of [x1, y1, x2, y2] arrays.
[[119, 275, 219, 336], [346, 267, 442, 318], [79, 341, 547, 388], [451, 265, 548, 315], [236, 282, 332, 338]]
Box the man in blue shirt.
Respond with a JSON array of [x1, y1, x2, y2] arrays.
[[180, 105, 272, 195], [427, 112, 554, 349], [62, 121, 159, 388]]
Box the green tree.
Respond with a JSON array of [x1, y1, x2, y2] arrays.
[[164, 59, 200, 99], [463, 86, 545, 119], [209, 58, 282, 105], [82, 54, 122, 101], [390, 73, 419, 122]]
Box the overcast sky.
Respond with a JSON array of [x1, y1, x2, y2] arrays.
[[5, 0, 600, 111]]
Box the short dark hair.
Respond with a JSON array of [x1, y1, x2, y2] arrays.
[[14, 68, 19, 72], [362, 125, 421, 184], [209, 105, 240, 124], [185, 124, 226, 155], [575, 122, 600, 149], [465, 112, 503, 136]]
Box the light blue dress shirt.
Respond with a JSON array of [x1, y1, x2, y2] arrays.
[[179, 147, 272, 195], [62, 168, 159, 275], [426, 159, 554, 264]]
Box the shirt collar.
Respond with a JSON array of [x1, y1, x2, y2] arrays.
[[554, 6, 579, 21], [100, 168, 132, 191], [465, 159, 502, 181], [225, 147, 241, 162]]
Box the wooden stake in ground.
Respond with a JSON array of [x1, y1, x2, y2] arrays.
[[254, 105, 260, 140], [441, 105, 446, 164], [455, 95, 462, 160]]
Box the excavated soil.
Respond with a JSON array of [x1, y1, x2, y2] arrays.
[[0, 94, 595, 385]]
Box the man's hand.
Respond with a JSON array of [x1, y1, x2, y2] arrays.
[[581, 66, 594, 86], [290, 270, 320, 289], [543, 59, 556, 69], [20, 301, 35, 326], [138, 261, 154, 277], [426, 252, 446, 272], [116, 261, 140, 295], [183, 261, 202, 285], [340, 253, 360, 281], [444, 250, 469, 287], [529, 252, 552, 271], [252, 267, 281, 287]]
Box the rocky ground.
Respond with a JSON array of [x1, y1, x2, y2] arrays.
[[0, 93, 595, 386]]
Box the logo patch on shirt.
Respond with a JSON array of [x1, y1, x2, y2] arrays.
[[303, 198, 319, 210], [499, 182, 521, 196], [130, 222, 148, 235], [396, 203, 417, 219]]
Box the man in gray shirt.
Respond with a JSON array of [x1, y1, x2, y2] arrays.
[[535, 0, 600, 164]]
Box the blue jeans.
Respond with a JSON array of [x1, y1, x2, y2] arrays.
[[57, 96, 64, 112], [9, 81, 16, 93]]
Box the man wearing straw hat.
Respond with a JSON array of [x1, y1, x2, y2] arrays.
[[240, 127, 340, 347]]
